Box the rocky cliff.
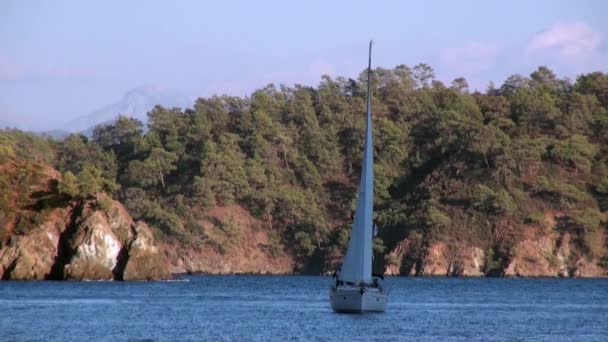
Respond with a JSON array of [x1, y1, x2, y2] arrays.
[[0, 193, 170, 281], [0, 156, 294, 280], [2, 193, 604, 279], [384, 212, 607, 278]]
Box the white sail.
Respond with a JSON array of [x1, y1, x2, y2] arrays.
[[338, 41, 374, 285]]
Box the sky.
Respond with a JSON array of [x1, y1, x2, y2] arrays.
[[1, 0, 607, 130]]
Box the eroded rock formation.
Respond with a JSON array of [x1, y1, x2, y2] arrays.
[[0, 194, 170, 281], [384, 216, 607, 278]]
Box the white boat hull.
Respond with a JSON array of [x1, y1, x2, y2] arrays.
[[329, 286, 387, 313]]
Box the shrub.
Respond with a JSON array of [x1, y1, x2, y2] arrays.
[[484, 247, 505, 274], [144, 203, 185, 238], [571, 208, 602, 233], [219, 215, 241, 241], [97, 196, 115, 214], [266, 234, 284, 258], [0, 141, 15, 163], [470, 184, 496, 212], [599, 256, 608, 269], [13, 212, 47, 235], [294, 231, 315, 257], [58, 171, 79, 198], [427, 206, 451, 227], [544, 250, 559, 268], [525, 212, 546, 226], [494, 190, 516, 215]]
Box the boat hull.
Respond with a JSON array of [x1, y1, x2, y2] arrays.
[[329, 287, 387, 313]]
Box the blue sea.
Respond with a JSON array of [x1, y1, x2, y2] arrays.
[[1, 276, 607, 341]]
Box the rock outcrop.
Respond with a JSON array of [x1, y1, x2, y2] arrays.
[[0, 155, 290, 280], [418, 243, 485, 277], [503, 234, 562, 277], [0, 194, 170, 281], [63, 210, 124, 280], [123, 221, 170, 280], [504, 231, 607, 278], [0, 207, 68, 280], [0, 220, 61, 280], [384, 218, 607, 278], [385, 240, 485, 277], [384, 240, 415, 276]]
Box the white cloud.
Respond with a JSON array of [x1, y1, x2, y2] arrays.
[[436, 21, 606, 90], [439, 41, 501, 74], [527, 21, 602, 58]]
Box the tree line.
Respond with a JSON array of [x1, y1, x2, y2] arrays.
[[1, 65, 607, 272]]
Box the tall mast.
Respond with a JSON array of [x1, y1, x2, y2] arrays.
[[367, 40, 373, 120], [338, 41, 374, 284]]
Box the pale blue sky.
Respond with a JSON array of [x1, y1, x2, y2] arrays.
[[1, 0, 607, 130]]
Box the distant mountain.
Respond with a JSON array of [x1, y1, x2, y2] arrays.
[[65, 85, 192, 133], [0, 118, 68, 139], [38, 129, 71, 140]]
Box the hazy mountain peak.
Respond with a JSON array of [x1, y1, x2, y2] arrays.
[[64, 85, 192, 133]]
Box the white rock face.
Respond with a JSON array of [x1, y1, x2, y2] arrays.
[[0, 191, 171, 281], [65, 211, 123, 280], [73, 221, 122, 271]]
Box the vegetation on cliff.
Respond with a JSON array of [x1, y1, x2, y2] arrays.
[[1, 65, 607, 275]]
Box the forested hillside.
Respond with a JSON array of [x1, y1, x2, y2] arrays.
[[1, 65, 607, 276]]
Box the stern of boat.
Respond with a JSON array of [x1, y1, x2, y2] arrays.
[[329, 284, 387, 313]]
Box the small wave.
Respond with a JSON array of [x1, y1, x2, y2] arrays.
[[0, 298, 117, 305], [158, 278, 190, 282]]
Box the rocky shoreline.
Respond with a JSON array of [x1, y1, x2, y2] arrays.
[[384, 236, 606, 278], [1, 194, 605, 280], [0, 194, 170, 281]]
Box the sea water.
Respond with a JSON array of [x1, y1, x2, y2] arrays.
[[0, 276, 607, 341]]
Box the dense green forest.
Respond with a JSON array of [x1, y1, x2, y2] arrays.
[[1, 65, 607, 272]]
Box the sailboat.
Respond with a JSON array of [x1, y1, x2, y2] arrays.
[[329, 41, 388, 313]]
